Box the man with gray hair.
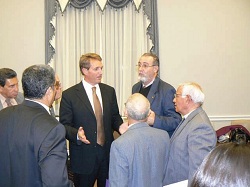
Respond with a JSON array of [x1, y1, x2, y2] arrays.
[[109, 93, 170, 187], [0, 65, 72, 187], [164, 82, 217, 186]]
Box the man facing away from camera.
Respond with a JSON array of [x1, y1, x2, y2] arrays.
[[109, 93, 170, 187], [0, 65, 72, 187]]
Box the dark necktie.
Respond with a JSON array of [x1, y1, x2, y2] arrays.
[[5, 99, 12, 107], [180, 118, 185, 125], [49, 107, 56, 117], [92, 87, 105, 146]]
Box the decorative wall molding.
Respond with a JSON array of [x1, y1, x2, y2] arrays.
[[209, 115, 250, 122]]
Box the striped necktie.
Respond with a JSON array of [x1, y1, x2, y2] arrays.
[[5, 99, 12, 107]]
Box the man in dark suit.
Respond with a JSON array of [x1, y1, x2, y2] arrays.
[[164, 82, 217, 185], [109, 93, 170, 187], [0, 68, 24, 110], [132, 53, 181, 136], [59, 53, 127, 187], [0, 65, 72, 187]]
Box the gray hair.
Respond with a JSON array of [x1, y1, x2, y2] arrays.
[[180, 82, 205, 105], [22, 65, 55, 99], [141, 53, 159, 66], [125, 93, 150, 121]]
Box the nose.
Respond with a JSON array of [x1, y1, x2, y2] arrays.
[[14, 85, 19, 92]]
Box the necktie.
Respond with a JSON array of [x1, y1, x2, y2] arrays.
[[49, 107, 56, 117], [5, 99, 12, 107], [180, 118, 185, 125], [92, 87, 105, 146]]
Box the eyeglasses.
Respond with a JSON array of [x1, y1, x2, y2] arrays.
[[136, 64, 157, 69], [54, 81, 61, 89], [174, 94, 187, 98]]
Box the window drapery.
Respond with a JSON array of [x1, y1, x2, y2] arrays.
[[45, 0, 159, 114]]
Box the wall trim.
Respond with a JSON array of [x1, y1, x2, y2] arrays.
[[209, 115, 250, 122]]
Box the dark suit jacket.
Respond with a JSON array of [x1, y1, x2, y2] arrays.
[[132, 77, 181, 136], [59, 82, 123, 174], [0, 100, 71, 187]]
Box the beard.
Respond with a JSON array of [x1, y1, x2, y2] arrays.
[[138, 75, 148, 84]]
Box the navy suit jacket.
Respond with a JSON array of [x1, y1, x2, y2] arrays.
[[0, 100, 71, 187], [59, 82, 123, 174], [132, 77, 181, 136]]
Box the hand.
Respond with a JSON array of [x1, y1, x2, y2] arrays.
[[119, 121, 129, 134], [147, 110, 155, 126], [78, 127, 90, 144]]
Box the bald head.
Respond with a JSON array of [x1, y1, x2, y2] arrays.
[[125, 93, 150, 121]]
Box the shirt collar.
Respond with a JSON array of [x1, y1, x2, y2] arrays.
[[142, 78, 155, 88], [25, 98, 50, 114]]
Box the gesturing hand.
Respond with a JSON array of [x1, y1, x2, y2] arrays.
[[78, 127, 90, 144]]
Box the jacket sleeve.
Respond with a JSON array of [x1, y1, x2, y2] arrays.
[[38, 124, 71, 187]]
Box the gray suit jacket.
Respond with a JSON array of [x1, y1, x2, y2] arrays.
[[132, 77, 181, 137], [0, 92, 24, 111], [164, 107, 217, 185], [109, 122, 170, 187]]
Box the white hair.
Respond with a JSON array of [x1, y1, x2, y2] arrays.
[[180, 82, 205, 105]]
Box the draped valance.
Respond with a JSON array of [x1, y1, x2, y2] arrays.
[[45, 0, 159, 64], [59, 0, 143, 12]]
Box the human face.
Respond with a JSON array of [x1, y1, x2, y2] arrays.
[[137, 56, 158, 85], [54, 74, 62, 101], [173, 86, 188, 115], [0, 77, 19, 99], [83, 59, 103, 85]]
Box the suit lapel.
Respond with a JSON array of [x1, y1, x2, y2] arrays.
[[147, 77, 160, 104], [75, 82, 95, 116], [170, 107, 202, 142], [0, 102, 3, 110], [133, 82, 141, 93], [99, 84, 106, 112]]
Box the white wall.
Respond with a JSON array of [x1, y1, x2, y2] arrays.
[[158, 0, 250, 118], [0, 0, 45, 89], [1, 0, 249, 122]]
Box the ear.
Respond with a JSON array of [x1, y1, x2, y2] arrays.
[[82, 67, 88, 75], [45, 86, 53, 96], [153, 65, 159, 73], [124, 108, 128, 117], [186, 95, 192, 103]]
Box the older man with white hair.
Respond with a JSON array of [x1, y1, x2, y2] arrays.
[[109, 93, 170, 187], [164, 82, 217, 186]]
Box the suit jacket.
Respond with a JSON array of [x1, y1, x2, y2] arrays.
[[109, 122, 170, 187], [0, 92, 24, 111], [0, 100, 71, 187], [132, 77, 181, 136], [164, 107, 217, 185], [59, 82, 123, 174]]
